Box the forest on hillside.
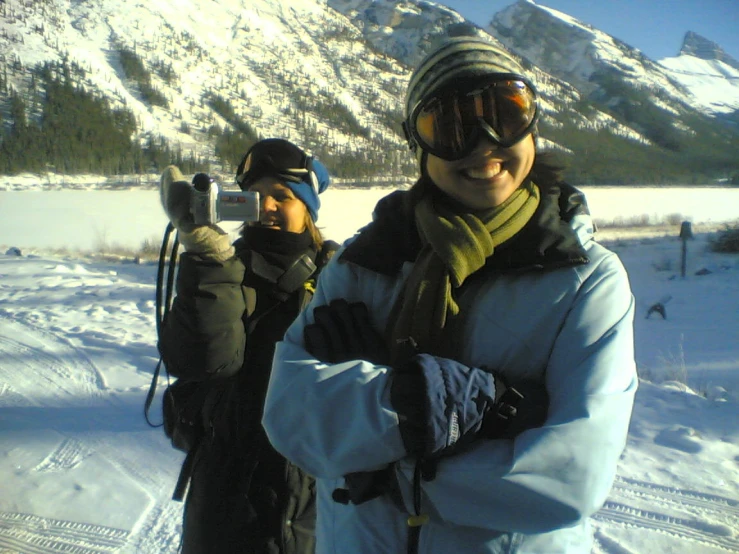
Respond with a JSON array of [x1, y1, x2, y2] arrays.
[[1, 60, 737, 186]]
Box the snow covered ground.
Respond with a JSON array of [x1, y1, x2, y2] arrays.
[[0, 187, 737, 553]]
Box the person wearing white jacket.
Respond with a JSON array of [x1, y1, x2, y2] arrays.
[[263, 35, 637, 554]]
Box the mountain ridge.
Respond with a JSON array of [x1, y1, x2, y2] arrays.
[[1, 0, 737, 185], [679, 31, 739, 71]]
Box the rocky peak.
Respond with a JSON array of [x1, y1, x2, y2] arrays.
[[679, 31, 739, 70]]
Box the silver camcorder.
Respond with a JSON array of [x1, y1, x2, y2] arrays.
[[190, 173, 260, 225]]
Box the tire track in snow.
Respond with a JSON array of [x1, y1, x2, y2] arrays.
[[0, 317, 106, 405], [593, 476, 739, 552], [594, 500, 739, 552], [33, 438, 94, 472], [0, 315, 182, 552], [0, 512, 129, 553], [128, 502, 184, 554], [612, 475, 739, 517], [82, 437, 185, 552], [592, 529, 639, 554]]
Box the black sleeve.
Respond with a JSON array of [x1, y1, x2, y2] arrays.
[[159, 252, 247, 381]]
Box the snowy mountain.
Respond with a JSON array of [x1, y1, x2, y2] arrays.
[[1, 0, 737, 183], [0, 0, 412, 175], [488, 3, 679, 95], [678, 31, 739, 71], [485, 2, 738, 146], [328, 0, 738, 182], [326, 0, 483, 66], [659, 32, 739, 117]]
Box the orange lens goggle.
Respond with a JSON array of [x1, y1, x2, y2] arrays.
[[408, 75, 539, 160]]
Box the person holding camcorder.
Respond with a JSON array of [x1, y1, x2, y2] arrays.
[[158, 138, 337, 554], [262, 37, 638, 554]]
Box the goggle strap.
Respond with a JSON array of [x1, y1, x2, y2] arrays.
[[401, 121, 412, 144]]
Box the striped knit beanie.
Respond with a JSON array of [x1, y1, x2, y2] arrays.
[[404, 36, 532, 161]]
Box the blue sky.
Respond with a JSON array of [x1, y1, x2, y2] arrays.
[[441, 0, 739, 61]]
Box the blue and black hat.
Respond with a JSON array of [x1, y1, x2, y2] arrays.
[[236, 139, 330, 222]]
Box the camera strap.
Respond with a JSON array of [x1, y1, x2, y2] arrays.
[[248, 251, 317, 296], [278, 254, 318, 293], [144, 223, 180, 428]]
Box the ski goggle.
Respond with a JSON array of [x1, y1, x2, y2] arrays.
[[404, 74, 539, 161], [236, 139, 319, 194]]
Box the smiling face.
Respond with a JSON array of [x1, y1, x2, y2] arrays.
[[246, 176, 309, 234], [425, 133, 536, 210]]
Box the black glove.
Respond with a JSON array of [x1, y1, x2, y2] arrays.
[[304, 299, 389, 365]]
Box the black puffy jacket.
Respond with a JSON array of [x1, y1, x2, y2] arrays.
[[160, 236, 337, 554]]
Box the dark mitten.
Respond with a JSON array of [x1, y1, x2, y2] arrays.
[[390, 353, 498, 459], [304, 299, 389, 364]]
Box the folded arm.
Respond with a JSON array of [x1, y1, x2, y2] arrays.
[[394, 253, 637, 533]]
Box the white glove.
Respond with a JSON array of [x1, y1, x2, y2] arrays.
[[159, 165, 235, 262]]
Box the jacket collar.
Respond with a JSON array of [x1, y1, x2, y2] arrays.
[[340, 179, 590, 275]]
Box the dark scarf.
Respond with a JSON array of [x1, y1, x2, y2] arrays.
[[241, 227, 315, 271]]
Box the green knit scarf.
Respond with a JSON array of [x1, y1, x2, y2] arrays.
[[388, 181, 541, 363]]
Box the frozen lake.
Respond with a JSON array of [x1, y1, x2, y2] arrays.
[[1, 186, 737, 252]]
